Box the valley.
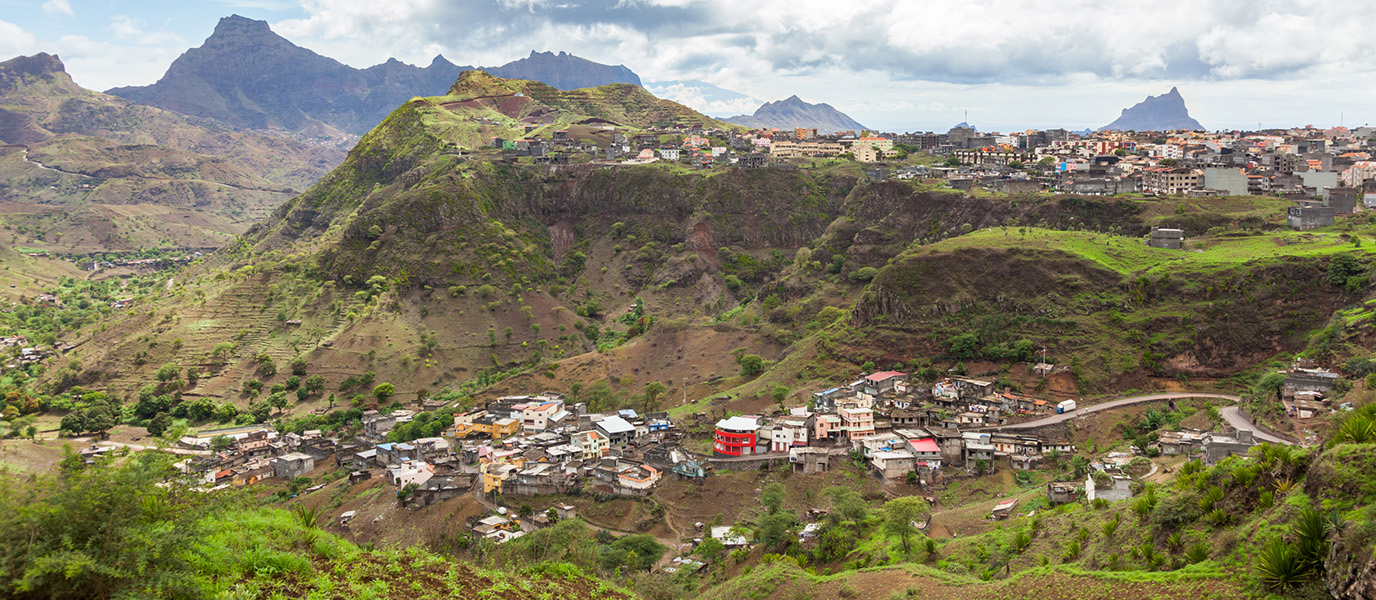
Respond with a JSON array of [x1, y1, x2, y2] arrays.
[[0, 54, 1373, 600]]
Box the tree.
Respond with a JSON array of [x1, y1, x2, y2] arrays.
[[303, 375, 326, 395], [185, 367, 200, 387], [757, 512, 797, 550], [883, 496, 931, 553], [373, 383, 396, 403], [771, 384, 789, 410], [210, 435, 233, 452], [738, 354, 765, 377], [825, 486, 870, 522], [585, 380, 613, 412], [146, 413, 173, 437], [642, 381, 667, 413], [761, 482, 786, 515], [289, 357, 308, 376], [154, 362, 181, 383], [1254, 372, 1285, 401], [695, 537, 725, 562], [267, 392, 289, 415]]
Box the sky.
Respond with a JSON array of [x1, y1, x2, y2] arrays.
[[3, 0, 1374, 132]]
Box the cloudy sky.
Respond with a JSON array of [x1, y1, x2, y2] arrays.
[[3, 0, 1373, 132]]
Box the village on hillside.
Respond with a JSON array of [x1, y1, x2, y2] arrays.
[[70, 358, 1347, 550]]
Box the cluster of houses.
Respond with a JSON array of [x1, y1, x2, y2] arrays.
[[498, 120, 1371, 232], [158, 392, 685, 516], [913, 125, 1376, 229], [709, 371, 1080, 484], [1278, 360, 1343, 419]]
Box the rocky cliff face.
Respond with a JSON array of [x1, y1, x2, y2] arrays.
[[483, 51, 641, 91], [107, 15, 474, 137], [1100, 87, 1204, 132], [725, 95, 866, 133], [1327, 536, 1376, 600]]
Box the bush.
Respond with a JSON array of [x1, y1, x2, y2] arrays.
[[738, 354, 764, 376], [847, 267, 878, 283]]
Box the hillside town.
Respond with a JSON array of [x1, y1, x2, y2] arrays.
[[68, 358, 1350, 546], [497, 121, 1376, 235]]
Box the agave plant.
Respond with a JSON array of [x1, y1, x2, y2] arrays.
[[1258, 491, 1275, 509], [1101, 518, 1119, 540], [1256, 538, 1308, 590], [1185, 540, 1210, 564], [1199, 485, 1225, 512], [1230, 465, 1258, 488], [1166, 531, 1184, 552], [1273, 476, 1295, 494], [290, 503, 325, 529], [1063, 540, 1083, 562], [1292, 507, 1330, 568], [1336, 414, 1376, 444], [1011, 530, 1033, 554], [1207, 508, 1231, 526]]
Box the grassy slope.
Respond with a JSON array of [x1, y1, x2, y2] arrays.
[[190, 507, 633, 600]]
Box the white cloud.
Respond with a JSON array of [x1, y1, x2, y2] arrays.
[[0, 20, 40, 57], [108, 16, 144, 39], [41, 0, 74, 17]]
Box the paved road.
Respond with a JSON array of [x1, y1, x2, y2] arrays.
[[986, 391, 1293, 445], [1220, 405, 1293, 445]]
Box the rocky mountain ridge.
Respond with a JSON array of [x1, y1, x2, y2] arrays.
[[1100, 87, 1205, 132], [725, 95, 867, 133]]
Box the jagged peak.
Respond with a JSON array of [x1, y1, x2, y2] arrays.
[[0, 53, 66, 78], [212, 14, 272, 37]]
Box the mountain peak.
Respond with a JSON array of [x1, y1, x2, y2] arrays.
[[1100, 87, 1203, 132], [0, 53, 71, 93], [212, 14, 272, 38], [483, 50, 641, 90], [0, 53, 66, 77], [725, 94, 866, 133]]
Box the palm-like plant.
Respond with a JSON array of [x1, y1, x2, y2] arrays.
[[1185, 540, 1210, 564], [1256, 538, 1308, 590]]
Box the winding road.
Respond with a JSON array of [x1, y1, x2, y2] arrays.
[[987, 392, 1294, 445]]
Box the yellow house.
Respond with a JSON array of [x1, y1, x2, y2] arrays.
[[456, 412, 521, 439], [481, 463, 520, 494]]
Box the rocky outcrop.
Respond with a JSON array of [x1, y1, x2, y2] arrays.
[[1100, 87, 1204, 132], [1327, 536, 1376, 600]]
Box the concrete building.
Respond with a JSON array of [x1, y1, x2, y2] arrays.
[[271, 452, 314, 479], [1287, 204, 1335, 230], [1202, 429, 1256, 464], [714, 416, 760, 456], [1086, 469, 1133, 502], [1203, 167, 1249, 196], [1148, 227, 1184, 250]]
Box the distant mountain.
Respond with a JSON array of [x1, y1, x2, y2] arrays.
[[724, 95, 866, 133], [1100, 87, 1204, 132], [107, 17, 649, 138], [0, 52, 344, 253], [107, 15, 475, 138], [483, 51, 640, 91]]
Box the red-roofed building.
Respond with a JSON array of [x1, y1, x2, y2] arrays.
[[908, 438, 943, 468]]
